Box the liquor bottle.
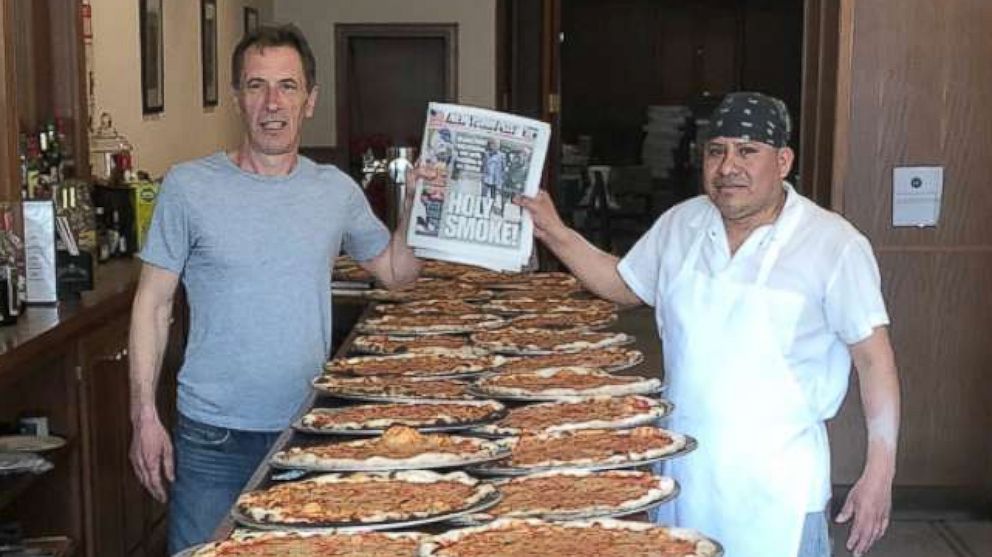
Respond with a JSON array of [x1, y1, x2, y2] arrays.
[[95, 206, 110, 262], [44, 121, 63, 183]]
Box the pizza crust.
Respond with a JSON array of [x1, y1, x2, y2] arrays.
[[470, 328, 634, 355], [496, 426, 688, 470], [191, 530, 425, 557], [271, 427, 506, 471], [473, 395, 672, 436], [472, 366, 662, 399], [237, 470, 495, 526], [465, 469, 677, 522], [418, 518, 721, 557], [298, 400, 506, 432]]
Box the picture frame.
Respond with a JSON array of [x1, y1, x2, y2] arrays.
[[201, 0, 218, 107], [244, 6, 259, 36], [139, 0, 164, 114]]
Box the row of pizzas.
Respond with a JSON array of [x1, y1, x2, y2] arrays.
[[186, 261, 723, 557]]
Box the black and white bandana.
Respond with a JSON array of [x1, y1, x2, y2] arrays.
[[708, 92, 791, 147]]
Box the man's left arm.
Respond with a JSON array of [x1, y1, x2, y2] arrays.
[[835, 325, 901, 557]]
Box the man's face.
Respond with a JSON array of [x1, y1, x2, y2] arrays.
[[235, 46, 317, 157], [702, 137, 794, 222]]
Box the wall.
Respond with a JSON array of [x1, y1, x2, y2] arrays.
[[88, 0, 274, 178], [828, 0, 992, 496], [273, 0, 497, 147]]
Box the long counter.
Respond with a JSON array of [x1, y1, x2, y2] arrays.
[[212, 302, 661, 540]]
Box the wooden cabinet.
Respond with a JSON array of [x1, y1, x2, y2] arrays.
[[79, 306, 183, 557], [0, 262, 184, 557]]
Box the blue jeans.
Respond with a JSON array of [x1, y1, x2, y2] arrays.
[[167, 414, 280, 555], [798, 511, 832, 557]]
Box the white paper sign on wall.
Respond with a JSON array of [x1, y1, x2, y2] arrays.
[[892, 166, 943, 227]]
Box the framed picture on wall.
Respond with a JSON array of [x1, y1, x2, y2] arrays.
[[139, 0, 164, 113], [201, 0, 218, 107], [244, 7, 259, 36]]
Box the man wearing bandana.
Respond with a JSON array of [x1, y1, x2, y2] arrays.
[[516, 92, 900, 557]]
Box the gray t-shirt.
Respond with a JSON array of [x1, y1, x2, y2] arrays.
[[140, 152, 389, 431]]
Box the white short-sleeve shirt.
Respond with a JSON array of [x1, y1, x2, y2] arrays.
[[619, 184, 889, 419], [618, 184, 889, 508]]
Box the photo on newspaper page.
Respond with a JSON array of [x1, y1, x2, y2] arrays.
[[407, 103, 550, 271]]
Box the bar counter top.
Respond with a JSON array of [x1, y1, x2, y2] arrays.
[[0, 258, 142, 383]]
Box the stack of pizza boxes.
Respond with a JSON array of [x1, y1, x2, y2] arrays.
[[205, 263, 721, 557]]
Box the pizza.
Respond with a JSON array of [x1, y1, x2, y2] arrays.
[[366, 278, 493, 303], [458, 271, 579, 291], [472, 367, 661, 399], [470, 328, 633, 354], [499, 347, 644, 373], [324, 352, 506, 378], [351, 334, 481, 356], [332, 256, 374, 283], [372, 299, 482, 315], [474, 395, 670, 436], [421, 260, 482, 279], [504, 311, 617, 331], [494, 426, 687, 470], [190, 530, 424, 557], [418, 518, 720, 557], [491, 285, 585, 299], [357, 313, 506, 335], [480, 297, 618, 315], [464, 470, 676, 522], [271, 426, 506, 470], [235, 470, 495, 526], [297, 400, 506, 432], [313, 375, 476, 401]]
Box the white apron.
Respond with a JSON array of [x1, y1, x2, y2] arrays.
[[653, 204, 820, 557]]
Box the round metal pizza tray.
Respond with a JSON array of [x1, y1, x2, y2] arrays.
[[291, 406, 509, 436], [447, 480, 681, 527], [269, 447, 513, 473], [482, 334, 637, 356], [465, 382, 666, 402], [229, 489, 501, 532], [466, 435, 698, 477], [312, 390, 480, 404], [469, 400, 676, 437]]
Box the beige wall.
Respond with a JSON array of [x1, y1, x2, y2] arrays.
[[273, 0, 497, 147], [89, 0, 274, 178]]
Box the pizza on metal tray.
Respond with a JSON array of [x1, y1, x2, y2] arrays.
[[312, 375, 476, 400], [235, 470, 494, 526], [190, 530, 424, 557], [498, 426, 686, 469], [418, 517, 720, 557], [324, 352, 505, 378], [474, 395, 670, 436], [350, 334, 482, 356], [472, 366, 660, 399], [372, 299, 482, 315], [470, 328, 632, 354], [357, 313, 506, 335], [465, 469, 676, 522], [480, 297, 618, 315], [498, 347, 644, 374], [503, 311, 617, 331], [366, 278, 493, 303], [271, 425, 505, 470], [298, 400, 506, 432]]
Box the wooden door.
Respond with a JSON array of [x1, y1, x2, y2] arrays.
[[335, 24, 457, 172]]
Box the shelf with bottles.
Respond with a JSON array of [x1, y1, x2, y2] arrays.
[[18, 118, 77, 202]]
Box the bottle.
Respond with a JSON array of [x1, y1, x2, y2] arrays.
[[95, 206, 110, 262], [109, 209, 123, 257]]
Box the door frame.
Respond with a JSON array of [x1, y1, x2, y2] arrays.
[[334, 23, 458, 164]]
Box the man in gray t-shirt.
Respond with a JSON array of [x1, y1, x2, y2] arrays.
[[127, 25, 424, 554]]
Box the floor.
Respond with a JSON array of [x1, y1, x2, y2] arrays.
[[616, 307, 992, 556]]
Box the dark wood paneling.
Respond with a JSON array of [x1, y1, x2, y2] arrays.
[[831, 0, 992, 494]]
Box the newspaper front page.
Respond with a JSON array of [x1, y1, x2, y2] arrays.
[[407, 103, 550, 271]]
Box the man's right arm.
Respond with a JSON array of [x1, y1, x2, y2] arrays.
[[128, 263, 180, 503], [515, 190, 642, 307]]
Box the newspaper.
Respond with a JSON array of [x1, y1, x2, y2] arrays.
[[407, 103, 550, 272]]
